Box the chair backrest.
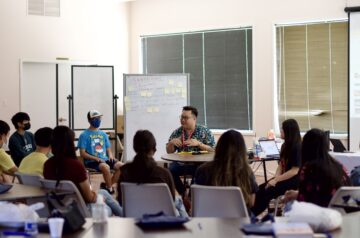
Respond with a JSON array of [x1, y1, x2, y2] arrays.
[[121, 182, 177, 218], [15, 172, 42, 187], [39, 179, 91, 217], [191, 184, 249, 218], [328, 186, 360, 214]]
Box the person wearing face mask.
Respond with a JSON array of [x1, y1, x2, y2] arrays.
[[78, 110, 122, 194], [0, 120, 18, 182], [19, 127, 53, 176], [8, 112, 36, 166]]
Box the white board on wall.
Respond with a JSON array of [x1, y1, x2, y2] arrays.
[[123, 74, 189, 161], [72, 66, 114, 130], [349, 12, 360, 151], [21, 62, 57, 132]]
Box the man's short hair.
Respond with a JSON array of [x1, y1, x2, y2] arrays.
[[0, 120, 10, 136], [183, 106, 198, 118], [87, 110, 103, 121], [11, 112, 30, 129], [35, 127, 53, 147]]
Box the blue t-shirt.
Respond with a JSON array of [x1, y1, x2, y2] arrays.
[[78, 129, 111, 163]]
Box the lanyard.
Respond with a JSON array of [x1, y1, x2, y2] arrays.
[[182, 128, 194, 149]]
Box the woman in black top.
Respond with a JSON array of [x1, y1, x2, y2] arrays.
[[251, 119, 301, 216]]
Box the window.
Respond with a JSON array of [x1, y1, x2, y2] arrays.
[[142, 28, 253, 130], [276, 21, 348, 134]]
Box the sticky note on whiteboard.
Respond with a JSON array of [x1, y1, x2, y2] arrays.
[[169, 80, 174, 85], [140, 91, 147, 97], [128, 86, 134, 92], [147, 107, 153, 113], [175, 88, 181, 93], [164, 88, 170, 95], [153, 107, 160, 112], [177, 82, 183, 87], [147, 91, 152, 97], [182, 92, 186, 98]]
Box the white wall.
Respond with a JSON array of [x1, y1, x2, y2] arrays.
[[128, 0, 349, 138], [0, 0, 130, 127]]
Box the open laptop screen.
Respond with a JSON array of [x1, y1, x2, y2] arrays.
[[259, 140, 280, 158]]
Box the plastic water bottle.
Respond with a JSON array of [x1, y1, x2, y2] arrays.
[[92, 194, 107, 223], [253, 139, 261, 159], [24, 218, 38, 237]]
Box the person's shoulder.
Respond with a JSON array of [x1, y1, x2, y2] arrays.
[[9, 132, 20, 141], [197, 161, 214, 173], [25, 131, 34, 137], [0, 148, 7, 157]]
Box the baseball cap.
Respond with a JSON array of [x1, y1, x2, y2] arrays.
[[88, 110, 103, 119]]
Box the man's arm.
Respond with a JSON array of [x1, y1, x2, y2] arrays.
[[166, 138, 182, 153], [8, 135, 26, 161]]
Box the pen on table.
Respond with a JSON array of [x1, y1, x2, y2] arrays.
[[2, 231, 32, 237], [198, 222, 202, 230]]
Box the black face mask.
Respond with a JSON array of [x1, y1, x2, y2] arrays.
[[23, 123, 31, 131]]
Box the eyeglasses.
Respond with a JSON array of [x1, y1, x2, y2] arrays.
[[179, 115, 192, 120]]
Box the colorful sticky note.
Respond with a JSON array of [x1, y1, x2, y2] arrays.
[[140, 91, 147, 97], [169, 80, 174, 85]]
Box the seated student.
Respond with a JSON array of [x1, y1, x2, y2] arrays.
[[19, 127, 53, 176], [8, 112, 36, 166], [166, 106, 216, 195], [78, 110, 122, 194], [44, 126, 122, 216], [251, 119, 301, 216], [117, 130, 188, 217], [195, 129, 258, 209], [284, 128, 351, 207], [0, 120, 18, 182]]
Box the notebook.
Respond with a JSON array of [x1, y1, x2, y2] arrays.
[[259, 140, 280, 158]]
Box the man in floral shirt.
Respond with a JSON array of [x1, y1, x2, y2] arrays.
[[166, 106, 215, 195]]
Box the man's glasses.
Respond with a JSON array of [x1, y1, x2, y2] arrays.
[[180, 115, 192, 120]]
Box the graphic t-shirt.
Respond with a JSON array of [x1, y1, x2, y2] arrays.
[[78, 129, 111, 164]]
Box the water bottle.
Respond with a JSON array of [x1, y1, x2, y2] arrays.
[[92, 194, 107, 223], [24, 217, 38, 237], [253, 139, 260, 159]]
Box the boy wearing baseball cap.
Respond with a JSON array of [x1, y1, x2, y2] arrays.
[[78, 110, 122, 194]]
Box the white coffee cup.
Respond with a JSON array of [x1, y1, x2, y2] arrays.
[[48, 217, 65, 238]]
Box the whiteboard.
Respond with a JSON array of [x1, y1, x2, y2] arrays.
[[124, 74, 189, 161], [72, 66, 114, 130], [349, 12, 360, 151], [21, 62, 57, 132]]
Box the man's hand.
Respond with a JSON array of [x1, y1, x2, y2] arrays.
[[109, 154, 115, 162], [184, 138, 201, 147], [170, 138, 182, 147]]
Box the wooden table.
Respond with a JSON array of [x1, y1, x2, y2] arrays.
[[80, 213, 360, 238], [0, 183, 48, 201], [161, 153, 214, 163]]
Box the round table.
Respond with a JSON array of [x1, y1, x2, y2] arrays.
[[161, 152, 214, 163]]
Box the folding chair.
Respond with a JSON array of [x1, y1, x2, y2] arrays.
[[15, 172, 42, 187], [121, 182, 177, 218], [191, 184, 249, 218], [40, 179, 91, 217]]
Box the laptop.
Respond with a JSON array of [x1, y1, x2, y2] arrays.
[[258, 140, 280, 158], [330, 138, 347, 153]]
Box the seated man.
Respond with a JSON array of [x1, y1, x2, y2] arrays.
[[0, 120, 18, 182], [19, 127, 53, 176], [166, 106, 215, 195], [78, 110, 122, 194], [8, 112, 36, 166]]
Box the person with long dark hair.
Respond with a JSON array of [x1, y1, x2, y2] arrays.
[[117, 130, 188, 217], [284, 128, 351, 207], [195, 129, 258, 208], [43, 126, 122, 216], [251, 119, 301, 216]]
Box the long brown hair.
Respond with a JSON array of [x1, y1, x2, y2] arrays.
[[211, 129, 253, 206]]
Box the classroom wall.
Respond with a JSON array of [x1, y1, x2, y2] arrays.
[[127, 0, 350, 143], [0, 0, 130, 127]]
